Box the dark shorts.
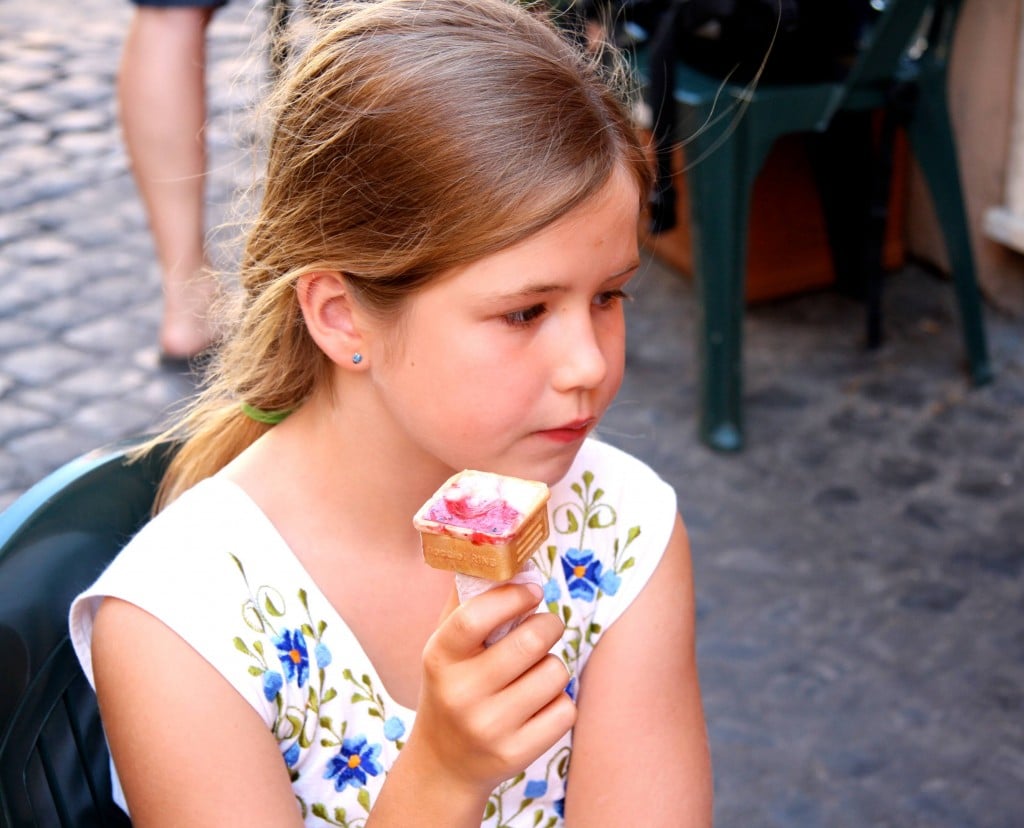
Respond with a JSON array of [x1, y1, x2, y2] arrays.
[[131, 0, 229, 8]]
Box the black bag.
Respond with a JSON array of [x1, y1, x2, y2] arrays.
[[624, 0, 872, 84]]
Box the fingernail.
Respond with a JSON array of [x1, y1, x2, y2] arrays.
[[525, 582, 544, 601]]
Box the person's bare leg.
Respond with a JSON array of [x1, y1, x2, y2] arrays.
[[118, 5, 220, 359]]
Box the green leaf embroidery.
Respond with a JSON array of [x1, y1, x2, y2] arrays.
[[263, 593, 285, 617]]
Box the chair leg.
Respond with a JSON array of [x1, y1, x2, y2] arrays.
[[906, 70, 993, 386], [686, 138, 760, 452], [862, 101, 903, 350], [645, 2, 684, 234], [809, 111, 875, 301], [810, 108, 900, 350]]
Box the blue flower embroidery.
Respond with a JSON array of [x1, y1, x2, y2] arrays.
[[314, 641, 332, 669], [273, 629, 310, 687], [282, 742, 300, 768], [543, 577, 562, 603], [524, 779, 548, 798], [598, 569, 621, 596], [561, 548, 610, 601], [383, 716, 406, 741], [262, 669, 283, 701], [325, 735, 383, 792]]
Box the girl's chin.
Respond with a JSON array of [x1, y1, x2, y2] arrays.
[[508, 451, 585, 488], [446, 435, 590, 486]]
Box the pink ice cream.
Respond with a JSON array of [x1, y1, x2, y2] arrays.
[[413, 470, 550, 580], [423, 479, 522, 535]]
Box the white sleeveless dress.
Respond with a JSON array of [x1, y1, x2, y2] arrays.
[[70, 437, 677, 826]]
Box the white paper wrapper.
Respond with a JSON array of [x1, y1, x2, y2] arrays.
[[455, 560, 546, 646]]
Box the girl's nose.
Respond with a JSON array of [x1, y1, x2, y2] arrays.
[[550, 314, 608, 393]]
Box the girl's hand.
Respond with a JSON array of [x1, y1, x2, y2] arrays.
[[411, 581, 576, 796], [366, 582, 575, 827]]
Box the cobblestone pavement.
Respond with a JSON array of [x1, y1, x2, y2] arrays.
[[3, 2, 1024, 826]]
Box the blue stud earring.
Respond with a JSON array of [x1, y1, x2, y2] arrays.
[[352, 353, 363, 365]]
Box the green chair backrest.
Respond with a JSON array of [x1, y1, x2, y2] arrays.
[[824, 0, 960, 124], [0, 441, 173, 828]]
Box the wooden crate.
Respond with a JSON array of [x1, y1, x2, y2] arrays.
[[640, 129, 907, 304]]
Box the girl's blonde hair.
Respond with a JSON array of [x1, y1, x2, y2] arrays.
[[150, 0, 652, 509]]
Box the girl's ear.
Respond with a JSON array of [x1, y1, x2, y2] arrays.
[[296, 270, 369, 368]]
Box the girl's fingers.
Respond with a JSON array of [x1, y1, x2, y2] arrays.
[[513, 679, 578, 758], [477, 656, 577, 768], [444, 652, 575, 767], [490, 652, 574, 727], [477, 611, 565, 688], [416, 590, 573, 785], [433, 582, 545, 660]]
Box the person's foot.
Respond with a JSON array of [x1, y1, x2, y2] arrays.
[[159, 266, 222, 360]]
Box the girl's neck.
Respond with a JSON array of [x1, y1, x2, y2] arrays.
[[223, 388, 454, 565], [223, 390, 458, 709]]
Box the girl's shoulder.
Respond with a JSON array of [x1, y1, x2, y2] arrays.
[[88, 476, 276, 592], [69, 477, 298, 690]]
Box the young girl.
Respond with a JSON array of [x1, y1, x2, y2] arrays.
[[69, 1, 712, 825]]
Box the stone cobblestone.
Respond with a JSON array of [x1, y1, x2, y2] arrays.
[[2, 1, 1024, 825]]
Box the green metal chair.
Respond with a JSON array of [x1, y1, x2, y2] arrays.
[[640, 0, 992, 451], [0, 440, 174, 828]]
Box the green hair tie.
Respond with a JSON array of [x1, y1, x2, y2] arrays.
[[240, 402, 293, 425]]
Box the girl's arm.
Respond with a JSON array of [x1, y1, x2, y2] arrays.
[[562, 514, 713, 826], [92, 597, 306, 827]]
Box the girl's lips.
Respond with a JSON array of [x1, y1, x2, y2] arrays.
[[536, 418, 595, 443]]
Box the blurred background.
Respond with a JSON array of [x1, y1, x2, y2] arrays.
[[1, 0, 1023, 825]]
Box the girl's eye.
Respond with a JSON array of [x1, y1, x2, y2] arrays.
[[594, 289, 631, 308], [503, 303, 547, 327]]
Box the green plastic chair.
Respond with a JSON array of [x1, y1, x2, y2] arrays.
[[640, 0, 992, 451], [0, 440, 174, 828]]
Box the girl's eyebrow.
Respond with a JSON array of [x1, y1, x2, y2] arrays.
[[497, 283, 563, 300], [495, 261, 642, 301], [612, 260, 642, 278]]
